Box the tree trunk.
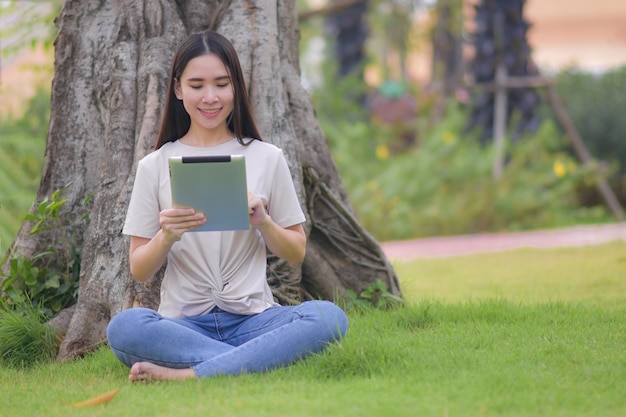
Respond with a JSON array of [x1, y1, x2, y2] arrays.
[[2, 0, 400, 361], [324, 0, 368, 78], [431, 0, 464, 92], [467, 0, 541, 143]]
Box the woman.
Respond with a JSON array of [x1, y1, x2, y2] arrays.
[[106, 31, 348, 381]]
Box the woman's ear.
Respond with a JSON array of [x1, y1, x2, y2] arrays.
[[174, 78, 183, 100]]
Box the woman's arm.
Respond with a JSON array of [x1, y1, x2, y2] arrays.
[[257, 222, 306, 266], [128, 208, 206, 282], [248, 193, 306, 265]]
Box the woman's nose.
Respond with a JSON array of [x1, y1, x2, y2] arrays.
[[202, 87, 218, 102]]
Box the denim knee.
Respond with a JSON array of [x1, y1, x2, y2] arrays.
[[302, 300, 349, 340], [106, 307, 154, 347]]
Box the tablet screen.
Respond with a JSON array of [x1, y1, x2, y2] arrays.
[[168, 155, 250, 232]]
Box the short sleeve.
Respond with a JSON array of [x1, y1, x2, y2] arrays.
[[266, 150, 306, 228], [122, 157, 162, 238]]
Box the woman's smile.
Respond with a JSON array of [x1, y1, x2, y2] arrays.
[[199, 107, 222, 117]]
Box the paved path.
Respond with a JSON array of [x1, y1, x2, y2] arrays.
[[381, 223, 626, 262]]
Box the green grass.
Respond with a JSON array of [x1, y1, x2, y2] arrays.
[[395, 240, 626, 309], [0, 304, 60, 368], [1, 242, 625, 416]]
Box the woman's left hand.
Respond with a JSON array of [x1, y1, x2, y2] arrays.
[[248, 192, 269, 228], [247, 191, 306, 265]]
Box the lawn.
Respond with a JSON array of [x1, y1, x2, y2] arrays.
[[0, 241, 624, 417]]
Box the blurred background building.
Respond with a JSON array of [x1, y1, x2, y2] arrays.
[[525, 0, 626, 73], [404, 0, 626, 85]]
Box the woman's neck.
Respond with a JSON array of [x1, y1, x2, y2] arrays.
[[180, 126, 234, 147]]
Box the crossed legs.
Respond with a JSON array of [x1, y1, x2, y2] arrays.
[[106, 300, 348, 381]]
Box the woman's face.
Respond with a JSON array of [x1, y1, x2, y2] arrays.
[[174, 53, 235, 135]]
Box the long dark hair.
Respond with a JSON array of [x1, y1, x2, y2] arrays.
[[154, 31, 262, 149]]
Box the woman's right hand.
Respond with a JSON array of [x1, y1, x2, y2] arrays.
[[159, 208, 206, 242], [128, 209, 205, 282]]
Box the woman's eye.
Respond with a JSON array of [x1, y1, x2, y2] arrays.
[[217, 83, 229, 88], [190, 85, 202, 89]]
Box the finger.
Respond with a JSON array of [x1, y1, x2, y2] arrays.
[[165, 207, 197, 216], [162, 211, 205, 224], [161, 213, 206, 234]]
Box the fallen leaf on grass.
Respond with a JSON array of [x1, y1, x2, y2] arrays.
[[70, 388, 120, 408]]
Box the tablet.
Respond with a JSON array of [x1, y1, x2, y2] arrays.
[[168, 155, 250, 232]]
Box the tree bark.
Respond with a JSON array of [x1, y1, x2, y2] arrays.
[[430, 0, 464, 92], [2, 0, 400, 361]]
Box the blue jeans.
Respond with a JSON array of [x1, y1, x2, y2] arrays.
[[106, 300, 348, 378]]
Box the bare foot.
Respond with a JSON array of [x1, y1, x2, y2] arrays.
[[129, 362, 198, 382]]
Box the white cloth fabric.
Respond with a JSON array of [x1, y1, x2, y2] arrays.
[[123, 139, 306, 318]]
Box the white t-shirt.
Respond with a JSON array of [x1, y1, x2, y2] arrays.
[[123, 138, 306, 318]]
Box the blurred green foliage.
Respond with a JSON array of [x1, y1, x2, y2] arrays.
[[1, 185, 92, 318], [552, 66, 626, 173], [0, 1, 59, 60], [312, 69, 610, 241], [550, 66, 626, 206], [0, 89, 49, 253]]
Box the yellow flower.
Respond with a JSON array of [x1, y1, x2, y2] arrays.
[[442, 131, 456, 143], [553, 160, 567, 178], [376, 144, 389, 160]]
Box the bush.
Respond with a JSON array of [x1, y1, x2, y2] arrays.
[[551, 66, 626, 205], [349, 108, 606, 240], [311, 70, 610, 241], [552, 66, 626, 173], [1, 185, 92, 319]]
